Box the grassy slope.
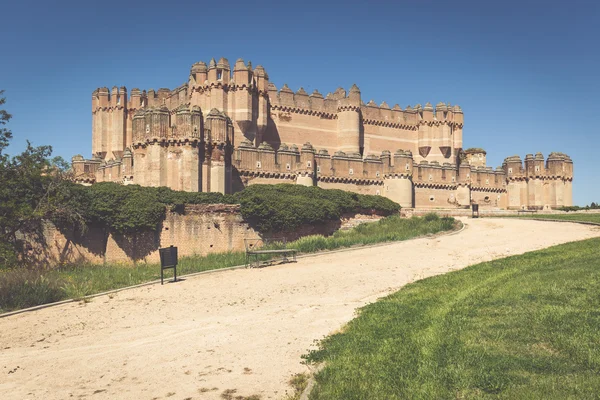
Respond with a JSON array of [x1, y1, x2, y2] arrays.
[[507, 214, 600, 224], [305, 237, 600, 400], [0, 215, 456, 313]]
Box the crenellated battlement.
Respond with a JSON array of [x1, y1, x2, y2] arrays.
[[503, 152, 573, 181], [81, 56, 572, 210]]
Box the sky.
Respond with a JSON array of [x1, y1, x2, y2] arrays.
[[1, 0, 598, 205]]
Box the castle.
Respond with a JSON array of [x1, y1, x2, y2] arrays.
[[72, 57, 573, 210]]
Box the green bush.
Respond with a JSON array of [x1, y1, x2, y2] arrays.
[[52, 182, 400, 236], [234, 184, 400, 233]]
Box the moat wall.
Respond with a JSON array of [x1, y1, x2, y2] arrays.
[[34, 204, 382, 266]]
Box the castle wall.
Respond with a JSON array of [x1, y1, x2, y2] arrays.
[[317, 181, 381, 196], [33, 205, 387, 266], [414, 186, 457, 208], [363, 124, 417, 157], [81, 57, 573, 212], [264, 112, 338, 151]]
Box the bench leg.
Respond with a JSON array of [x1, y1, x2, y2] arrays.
[[174, 266, 177, 283], [161, 268, 164, 285]]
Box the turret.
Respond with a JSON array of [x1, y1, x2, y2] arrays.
[[207, 58, 217, 82], [254, 65, 268, 92], [383, 149, 413, 207], [297, 142, 315, 186], [422, 102, 434, 121], [130, 88, 142, 108], [98, 87, 109, 108], [191, 61, 208, 85], [503, 155, 523, 178], [216, 57, 231, 84], [464, 148, 487, 168], [204, 109, 234, 194], [435, 102, 447, 120], [337, 84, 361, 154], [233, 58, 251, 85]]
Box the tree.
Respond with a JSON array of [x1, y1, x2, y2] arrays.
[[0, 90, 12, 160], [0, 91, 84, 267]]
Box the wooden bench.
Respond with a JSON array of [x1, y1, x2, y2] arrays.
[[244, 238, 298, 268], [518, 209, 536, 215]]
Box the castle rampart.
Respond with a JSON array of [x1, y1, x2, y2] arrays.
[[74, 57, 573, 210]]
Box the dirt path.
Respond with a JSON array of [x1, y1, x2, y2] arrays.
[[1, 218, 599, 400]]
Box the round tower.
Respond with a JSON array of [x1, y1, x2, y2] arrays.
[[336, 84, 362, 154], [383, 150, 414, 208]]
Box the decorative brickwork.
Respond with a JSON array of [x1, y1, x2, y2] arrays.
[[72, 58, 573, 210]]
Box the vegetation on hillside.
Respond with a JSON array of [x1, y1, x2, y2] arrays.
[[557, 203, 600, 212], [0, 214, 455, 313], [304, 238, 600, 399], [0, 90, 399, 268], [235, 184, 400, 234], [511, 213, 600, 224], [0, 90, 76, 267]]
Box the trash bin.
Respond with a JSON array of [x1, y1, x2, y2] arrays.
[[472, 204, 479, 218]]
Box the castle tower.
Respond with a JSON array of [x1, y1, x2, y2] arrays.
[[436, 102, 452, 159], [254, 65, 269, 146], [464, 148, 487, 168], [383, 150, 414, 208], [456, 160, 472, 206], [503, 155, 526, 209], [204, 109, 234, 194], [336, 85, 362, 154], [524, 153, 545, 209], [297, 142, 315, 186]]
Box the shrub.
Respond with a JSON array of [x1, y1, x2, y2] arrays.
[[51, 182, 400, 237], [234, 184, 400, 233]]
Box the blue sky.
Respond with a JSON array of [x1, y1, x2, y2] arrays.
[[1, 0, 598, 205]]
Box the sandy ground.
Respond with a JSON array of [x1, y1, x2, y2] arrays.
[[1, 218, 599, 400]]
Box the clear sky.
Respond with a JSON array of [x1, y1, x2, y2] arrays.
[[1, 0, 598, 205]]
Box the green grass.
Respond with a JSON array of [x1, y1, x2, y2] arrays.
[[0, 214, 456, 313], [304, 237, 600, 399], [506, 213, 600, 224]]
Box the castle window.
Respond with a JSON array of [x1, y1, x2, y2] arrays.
[[146, 124, 150, 133], [307, 161, 312, 168], [451, 177, 455, 182], [429, 174, 433, 181], [535, 166, 540, 172], [508, 168, 513, 174], [286, 163, 291, 170], [484, 196, 490, 202], [84, 165, 90, 173], [349, 168, 354, 175], [217, 70, 223, 80], [376, 190, 381, 195], [486, 179, 489, 185], [316, 165, 321, 173], [256, 161, 261, 169], [376, 171, 380, 177], [405, 164, 410, 171], [429, 195, 435, 202]]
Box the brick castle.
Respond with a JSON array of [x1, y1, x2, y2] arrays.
[[72, 57, 573, 210]]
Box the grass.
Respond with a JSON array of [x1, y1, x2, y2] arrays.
[[284, 373, 310, 400], [506, 213, 600, 224], [0, 214, 456, 313], [303, 237, 600, 399]]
